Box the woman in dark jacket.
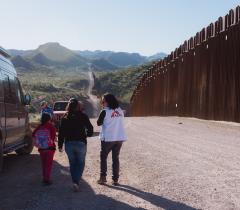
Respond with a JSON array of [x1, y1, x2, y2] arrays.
[[58, 98, 93, 192]]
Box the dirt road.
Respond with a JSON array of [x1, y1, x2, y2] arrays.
[[86, 71, 101, 118], [0, 117, 240, 210]]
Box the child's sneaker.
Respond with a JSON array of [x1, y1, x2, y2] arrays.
[[73, 183, 80, 192], [97, 177, 107, 185], [42, 180, 52, 186]]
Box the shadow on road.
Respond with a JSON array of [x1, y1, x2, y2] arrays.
[[0, 153, 199, 210], [0, 153, 143, 210], [106, 184, 199, 210]]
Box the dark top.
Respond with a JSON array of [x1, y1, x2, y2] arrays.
[[97, 110, 106, 126], [58, 111, 93, 149]]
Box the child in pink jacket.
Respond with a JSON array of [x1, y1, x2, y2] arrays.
[[33, 113, 56, 185]]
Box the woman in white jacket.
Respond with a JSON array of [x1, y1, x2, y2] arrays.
[[97, 93, 127, 186]]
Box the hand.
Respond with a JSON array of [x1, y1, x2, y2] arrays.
[[59, 148, 63, 152]]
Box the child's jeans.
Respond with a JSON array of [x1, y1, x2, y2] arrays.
[[39, 150, 55, 182]]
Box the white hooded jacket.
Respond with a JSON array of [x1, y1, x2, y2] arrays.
[[99, 107, 127, 142]]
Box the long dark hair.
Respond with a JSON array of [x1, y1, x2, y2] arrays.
[[41, 113, 51, 125], [103, 93, 119, 109], [66, 98, 79, 118]]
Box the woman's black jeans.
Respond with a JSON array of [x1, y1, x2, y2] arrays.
[[100, 141, 123, 182]]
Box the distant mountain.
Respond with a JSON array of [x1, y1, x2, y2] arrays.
[[77, 50, 167, 66], [28, 42, 88, 68], [8, 49, 34, 57], [148, 52, 167, 61], [76, 50, 113, 60], [30, 53, 53, 66], [11, 55, 33, 70], [107, 52, 146, 67], [77, 50, 147, 67], [91, 58, 118, 71], [8, 43, 166, 72], [37, 43, 84, 62]]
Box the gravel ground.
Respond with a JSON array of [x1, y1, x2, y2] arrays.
[[0, 117, 240, 210]]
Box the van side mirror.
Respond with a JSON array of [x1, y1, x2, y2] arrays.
[[24, 94, 31, 105]]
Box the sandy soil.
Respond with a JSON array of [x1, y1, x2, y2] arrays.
[[0, 117, 240, 210]]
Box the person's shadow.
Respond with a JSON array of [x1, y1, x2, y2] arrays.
[[0, 153, 199, 210], [106, 184, 200, 210], [0, 153, 143, 210]]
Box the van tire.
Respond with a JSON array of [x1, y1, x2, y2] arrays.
[[0, 139, 3, 172], [15, 134, 33, 155]]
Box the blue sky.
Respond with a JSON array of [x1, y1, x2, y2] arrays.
[[1, 0, 239, 55]]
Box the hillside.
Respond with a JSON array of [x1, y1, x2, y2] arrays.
[[77, 50, 167, 67], [107, 52, 146, 67], [9, 44, 166, 72], [18, 70, 91, 114], [17, 61, 152, 114], [37, 42, 76, 62], [148, 52, 167, 61], [7, 49, 34, 57], [21, 42, 88, 69], [11, 56, 34, 70], [76, 50, 113, 60], [94, 63, 153, 106], [91, 59, 118, 71]]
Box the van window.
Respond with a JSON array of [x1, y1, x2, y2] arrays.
[[3, 74, 17, 104], [0, 73, 4, 102], [15, 78, 24, 104]]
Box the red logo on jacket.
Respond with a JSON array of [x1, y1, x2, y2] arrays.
[[111, 110, 122, 118]]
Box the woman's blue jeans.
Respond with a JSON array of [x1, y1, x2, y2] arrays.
[[65, 141, 87, 185]]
